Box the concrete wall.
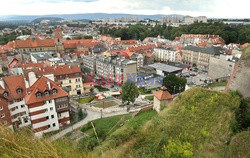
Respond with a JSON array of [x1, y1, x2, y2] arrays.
[[208, 56, 235, 80]]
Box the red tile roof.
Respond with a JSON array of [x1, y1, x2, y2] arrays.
[[154, 86, 173, 101], [63, 39, 101, 49], [108, 49, 134, 58], [3, 75, 26, 100], [14, 36, 55, 48], [111, 40, 137, 45], [128, 44, 156, 52], [25, 76, 68, 105]]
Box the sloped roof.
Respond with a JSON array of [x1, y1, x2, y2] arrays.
[[14, 36, 55, 48], [63, 39, 101, 49], [183, 45, 225, 55], [25, 76, 68, 105], [154, 86, 173, 101], [3, 75, 26, 100]]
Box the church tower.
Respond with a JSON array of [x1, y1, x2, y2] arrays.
[[53, 27, 64, 56]]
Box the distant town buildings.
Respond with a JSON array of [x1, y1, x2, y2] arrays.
[[182, 45, 225, 70]]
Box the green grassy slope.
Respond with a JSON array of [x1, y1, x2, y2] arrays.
[[0, 127, 87, 158], [93, 87, 241, 158], [1, 87, 250, 158]]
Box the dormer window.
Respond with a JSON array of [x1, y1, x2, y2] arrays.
[[3, 92, 8, 98], [36, 92, 42, 98], [16, 88, 23, 94], [44, 90, 50, 96], [52, 89, 57, 95]]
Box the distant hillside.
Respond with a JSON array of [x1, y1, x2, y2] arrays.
[[32, 17, 64, 23], [0, 13, 183, 22], [227, 46, 250, 97]]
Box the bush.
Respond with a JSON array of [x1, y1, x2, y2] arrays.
[[235, 98, 250, 131]]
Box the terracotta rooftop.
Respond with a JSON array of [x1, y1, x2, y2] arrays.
[[154, 86, 174, 101], [25, 76, 68, 105], [3, 75, 26, 100], [14, 36, 55, 48], [63, 39, 101, 49]]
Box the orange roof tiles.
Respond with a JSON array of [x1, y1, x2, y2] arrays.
[[3, 75, 26, 100], [154, 86, 173, 101], [14, 36, 55, 48], [128, 44, 156, 52], [63, 39, 101, 49], [25, 76, 68, 105], [111, 40, 137, 45]]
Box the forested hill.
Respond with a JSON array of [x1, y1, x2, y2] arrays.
[[99, 22, 250, 44]]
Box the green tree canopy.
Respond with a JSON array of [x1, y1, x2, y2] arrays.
[[121, 81, 139, 105], [162, 74, 187, 95]]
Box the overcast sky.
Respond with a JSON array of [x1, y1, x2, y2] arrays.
[[0, 0, 249, 18]]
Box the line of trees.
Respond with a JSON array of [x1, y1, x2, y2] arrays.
[[99, 22, 250, 44]]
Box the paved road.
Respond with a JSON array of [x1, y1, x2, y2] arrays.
[[50, 109, 129, 141]]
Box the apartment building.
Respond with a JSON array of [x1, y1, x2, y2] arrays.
[[35, 65, 84, 96], [0, 75, 31, 129], [0, 75, 70, 137], [154, 47, 177, 62], [82, 55, 96, 73], [95, 55, 137, 84], [25, 76, 70, 136], [182, 45, 225, 70], [15, 64, 84, 96], [197, 16, 208, 23], [184, 16, 195, 24]]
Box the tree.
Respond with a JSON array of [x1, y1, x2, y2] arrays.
[[121, 81, 139, 105], [78, 108, 84, 121], [235, 98, 250, 130], [162, 74, 187, 95]]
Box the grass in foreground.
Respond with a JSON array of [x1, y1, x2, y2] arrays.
[[93, 87, 241, 158], [0, 126, 87, 158]]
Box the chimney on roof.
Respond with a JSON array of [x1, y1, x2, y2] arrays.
[[47, 80, 51, 90]]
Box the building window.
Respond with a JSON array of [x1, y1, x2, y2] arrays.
[[69, 80, 71, 83], [21, 105, 25, 108], [48, 125, 50, 128], [46, 116, 49, 120], [16, 106, 18, 110], [52, 89, 57, 95], [44, 91, 50, 96], [53, 123, 56, 127], [3, 92, 8, 98], [51, 115, 54, 119], [50, 107, 53, 111], [36, 92, 42, 98], [0, 113, 5, 118], [2, 120, 7, 125], [16, 88, 23, 94], [20, 98, 24, 101], [0, 106, 3, 110]]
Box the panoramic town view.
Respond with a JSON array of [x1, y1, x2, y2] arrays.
[[0, 0, 250, 157]]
